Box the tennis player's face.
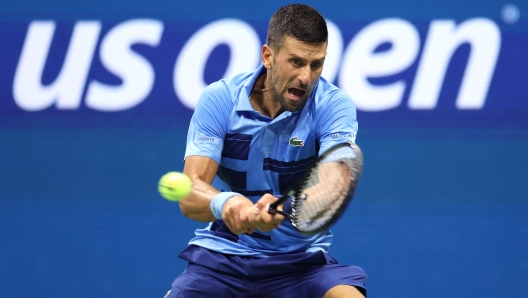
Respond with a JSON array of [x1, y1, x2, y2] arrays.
[[264, 36, 327, 112]]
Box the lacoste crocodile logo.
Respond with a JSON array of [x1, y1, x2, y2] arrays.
[[289, 136, 305, 147]]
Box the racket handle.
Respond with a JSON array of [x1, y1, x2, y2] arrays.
[[268, 192, 292, 210], [266, 203, 289, 218]]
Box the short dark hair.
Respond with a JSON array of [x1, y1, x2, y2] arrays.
[[267, 4, 328, 51]]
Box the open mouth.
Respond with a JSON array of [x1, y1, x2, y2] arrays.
[[288, 88, 306, 100]]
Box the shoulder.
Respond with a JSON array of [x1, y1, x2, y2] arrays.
[[197, 70, 255, 111]]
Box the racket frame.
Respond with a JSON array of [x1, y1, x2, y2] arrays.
[[267, 142, 363, 235]]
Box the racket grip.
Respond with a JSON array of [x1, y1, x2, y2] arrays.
[[268, 193, 292, 211], [266, 203, 276, 213], [266, 203, 289, 218]]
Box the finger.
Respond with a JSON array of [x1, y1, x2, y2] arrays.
[[257, 202, 284, 224], [223, 217, 236, 233], [233, 206, 253, 234], [271, 212, 285, 225], [258, 208, 276, 224], [251, 195, 287, 232], [249, 208, 274, 232], [247, 206, 263, 228], [249, 205, 260, 217], [255, 196, 273, 211], [226, 209, 247, 234], [253, 214, 281, 233], [235, 218, 252, 234], [238, 207, 254, 233]]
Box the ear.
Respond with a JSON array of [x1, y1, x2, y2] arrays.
[[262, 45, 273, 69]]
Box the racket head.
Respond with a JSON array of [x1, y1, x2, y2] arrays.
[[276, 142, 363, 235]]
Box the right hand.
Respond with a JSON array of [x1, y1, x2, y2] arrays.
[[222, 194, 285, 235], [247, 194, 285, 233], [221, 195, 257, 234]]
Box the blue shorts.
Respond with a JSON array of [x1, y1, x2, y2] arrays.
[[166, 245, 367, 298]]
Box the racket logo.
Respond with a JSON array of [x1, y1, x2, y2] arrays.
[[288, 136, 305, 147]]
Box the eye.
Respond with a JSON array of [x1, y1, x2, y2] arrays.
[[311, 61, 322, 70], [291, 59, 301, 66]]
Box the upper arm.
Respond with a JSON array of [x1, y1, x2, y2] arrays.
[[179, 82, 235, 221], [185, 81, 233, 164]]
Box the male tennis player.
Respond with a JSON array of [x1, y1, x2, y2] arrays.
[[165, 4, 367, 298]]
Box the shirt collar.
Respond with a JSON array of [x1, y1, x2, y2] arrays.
[[236, 65, 266, 112]]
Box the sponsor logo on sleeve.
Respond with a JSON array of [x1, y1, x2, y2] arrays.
[[196, 136, 216, 142], [331, 133, 356, 139]]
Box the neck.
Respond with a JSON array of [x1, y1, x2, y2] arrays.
[[250, 72, 283, 119]]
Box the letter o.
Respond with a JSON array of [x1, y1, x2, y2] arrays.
[[174, 19, 261, 109]]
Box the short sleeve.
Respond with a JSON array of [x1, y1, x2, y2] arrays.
[[315, 89, 358, 155], [184, 81, 233, 164]]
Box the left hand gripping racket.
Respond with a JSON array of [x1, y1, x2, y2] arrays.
[[267, 142, 364, 235]]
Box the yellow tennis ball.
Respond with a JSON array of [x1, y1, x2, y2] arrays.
[[158, 172, 192, 201]]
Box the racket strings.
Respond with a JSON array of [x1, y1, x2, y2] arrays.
[[291, 157, 356, 231]]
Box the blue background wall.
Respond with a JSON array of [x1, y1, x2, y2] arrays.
[[1, 0, 527, 297]]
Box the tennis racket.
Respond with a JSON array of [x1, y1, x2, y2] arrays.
[[267, 142, 363, 235]]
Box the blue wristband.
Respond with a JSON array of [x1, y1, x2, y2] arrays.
[[210, 192, 241, 219]]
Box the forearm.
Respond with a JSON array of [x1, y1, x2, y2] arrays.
[[303, 162, 350, 208], [179, 178, 219, 222]]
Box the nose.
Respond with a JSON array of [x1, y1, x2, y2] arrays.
[[297, 65, 311, 87]]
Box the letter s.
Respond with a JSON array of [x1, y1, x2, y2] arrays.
[[85, 19, 164, 111]]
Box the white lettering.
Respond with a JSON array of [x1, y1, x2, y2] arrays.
[[173, 19, 260, 109], [408, 19, 501, 109], [85, 19, 163, 111], [13, 21, 100, 111], [339, 19, 420, 111], [10, 17, 502, 113]]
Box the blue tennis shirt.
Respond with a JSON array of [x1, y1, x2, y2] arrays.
[[184, 65, 358, 257]]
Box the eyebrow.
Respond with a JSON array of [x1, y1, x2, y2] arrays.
[[288, 53, 326, 63]]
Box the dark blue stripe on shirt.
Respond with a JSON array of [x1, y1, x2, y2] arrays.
[[237, 189, 273, 197], [263, 156, 316, 193], [218, 165, 246, 190], [210, 220, 238, 242], [218, 166, 272, 197], [222, 133, 252, 160], [262, 155, 316, 174]]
